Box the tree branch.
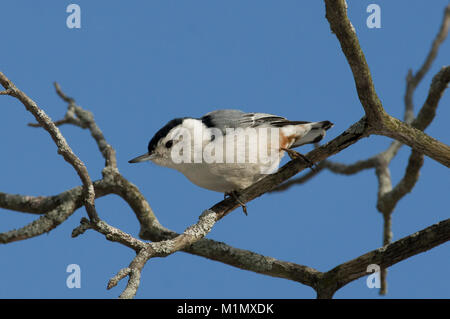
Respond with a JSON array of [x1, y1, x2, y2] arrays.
[[270, 156, 377, 193], [316, 218, 450, 297], [324, 1, 450, 168], [0, 72, 99, 222], [404, 5, 450, 122], [324, 0, 386, 123], [2, 2, 449, 297], [0, 202, 77, 243], [107, 209, 219, 298]]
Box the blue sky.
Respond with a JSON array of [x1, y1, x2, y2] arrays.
[[0, 1, 449, 298]]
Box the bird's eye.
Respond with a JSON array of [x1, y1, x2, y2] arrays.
[[165, 140, 173, 148]]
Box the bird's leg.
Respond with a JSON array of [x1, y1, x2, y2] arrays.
[[281, 147, 316, 172], [224, 191, 248, 216]]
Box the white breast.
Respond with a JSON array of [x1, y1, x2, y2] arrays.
[[173, 126, 283, 192], [155, 122, 285, 193]]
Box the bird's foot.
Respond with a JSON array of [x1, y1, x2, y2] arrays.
[[281, 148, 316, 172], [225, 191, 248, 216]]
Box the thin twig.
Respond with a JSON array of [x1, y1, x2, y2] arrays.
[[404, 4, 450, 123]]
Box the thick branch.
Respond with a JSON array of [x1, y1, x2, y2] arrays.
[[324, 0, 386, 123], [316, 218, 450, 296], [272, 61, 449, 193], [378, 115, 450, 168], [142, 226, 322, 288], [0, 182, 322, 289], [325, 1, 450, 167]]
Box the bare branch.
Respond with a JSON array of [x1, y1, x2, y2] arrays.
[[0, 72, 99, 222], [0, 202, 77, 244], [28, 82, 117, 168], [0, 192, 62, 215], [324, 0, 386, 123], [0, 183, 323, 289], [112, 250, 147, 299], [54, 82, 75, 103], [413, 66, 450, 131], [1, 69, 448, 299], [324, 158, 377, 175], [146, 228, 322, 288], [107, 209, 219, 298], [0, 177, 160, 233], [374, 156, 393, 295], [404, 5, 450, 122], [271, 67, 449, 200], [0, 99, 371, 298], [270, 163, 325, 192], [71, 217, 92, 237], [271, 155, 377, 193], [28, 117, 84, 128], [379, 212, 392, 295], [53, 82, 117, 169], [270, 156, 378, 193], [324, 1, 450, 167], [380, 141, 402, 163], [91, 219, 148, 252], [379, 6, 448, 295], [316, 218, 450, 298], [379, 66, 450, 213], [2, 3, 449, 297], [0, 89, 13, 95]]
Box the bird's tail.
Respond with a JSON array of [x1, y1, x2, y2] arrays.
[[291, 120, 334, 147]]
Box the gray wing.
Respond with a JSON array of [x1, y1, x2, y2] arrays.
[[200, 109, 310, 134]]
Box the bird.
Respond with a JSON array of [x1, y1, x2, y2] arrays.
[[129, 109, 333, 214]]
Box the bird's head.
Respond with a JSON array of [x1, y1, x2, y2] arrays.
[[128, 117, 210, 168]]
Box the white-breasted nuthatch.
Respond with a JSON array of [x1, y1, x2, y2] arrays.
[[129, 109, 333, 213]]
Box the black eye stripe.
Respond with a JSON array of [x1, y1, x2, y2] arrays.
[[165, 140, 173, 148]]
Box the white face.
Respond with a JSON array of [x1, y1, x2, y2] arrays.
[[150, 119, 210, 168], [149, 129, 181, 167]]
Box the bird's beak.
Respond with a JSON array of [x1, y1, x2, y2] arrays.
[[128, 152, 155, 163]]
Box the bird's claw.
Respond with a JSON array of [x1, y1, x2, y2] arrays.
[[281, 148, 316, 172], [225, 191, 248, 216]]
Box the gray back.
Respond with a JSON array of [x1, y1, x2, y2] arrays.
[[201, 109, 303, 134]]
